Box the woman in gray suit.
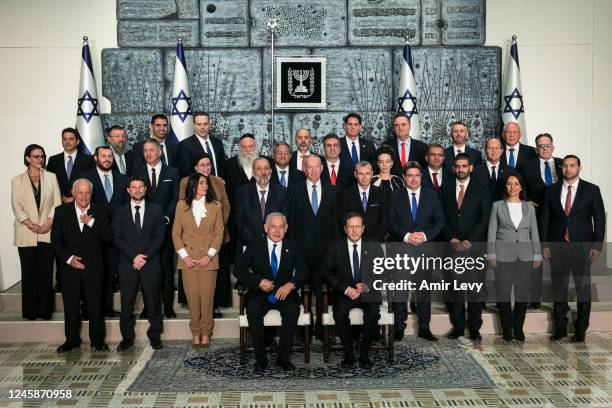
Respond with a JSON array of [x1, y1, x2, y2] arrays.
[[487, 173, 541, 341]]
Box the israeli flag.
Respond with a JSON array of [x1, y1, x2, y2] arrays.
[[397, 39, 421, 140], [76, 36, 104, 155], [170, 38, 194, 143], [502, 35, 527, 142]]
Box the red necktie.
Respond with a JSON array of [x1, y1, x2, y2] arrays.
[[300, 155, 306, 173], [330, 164, 337, 186], [401, 142, 407, 167], [457, 183, 465, 209], [432, 172, 439, 192], [564, 185, 572, 241]]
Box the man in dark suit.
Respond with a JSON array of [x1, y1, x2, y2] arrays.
[[337, 161, 388, 241], [382, 113, 428, 176], [132, 114, 178, 170], [269, 142, 293, 187], [339, 113, 377, 167], [322, 212, 384, 368], [51, 178, 112, 352], [113, 177, 166, 351], [500, 122, 537, 173], [82, 146, 129, 317], [321, 133, 355, 191], [440, 153, 491, 341], [473, 137, 507, 203], [234, 157, 287, 248], [422, 143, 453, 193], [134, 138, 180, 318], [542, 155, 605, 343], [234, 213, 308, 372], [443, 121, 483, 168], [288, 128, 320, 184], [106, 125, 133, 176], [390, 161, 445, 341], [223, 133, 259, 202], [286, 155, 340, 338], [178, 112, 226, 178]]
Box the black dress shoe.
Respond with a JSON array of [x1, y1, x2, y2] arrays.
[[447, 330, 464, 340], [394, 330, 404, 342], [418, 329, 438, 341], [469, 330, 482, 341], [213, 309, 223, 318], [276, 358, 296, 371], [528, 302, 541, 310], [116, 340, 133, 352], [341, 355, 355, 369], [139, 309, 148, 319], [91, 342, 109, 352], [514, 330, 525, 342], [164, 308, 177, 319], [409, 302, 417, 313], [359, 356, 373, 369], [105, 310, 120, 318], [150, 339, 163, 349], [550, 329, 567, 341], [570, 332, 585, 343], [254, 358, 268, 372], [56, 342, 80, 353], [502, 334, 514, 342]]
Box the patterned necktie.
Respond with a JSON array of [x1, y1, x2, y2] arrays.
[[457, 183, 465, 209], [351, 142, 358, 165], [205, 140, 216, 176], [564, 185, 572, 241], [352, 244, 360, 283], [134, 205, 142, 233], [260, 190, 266, 219], [280, 170, 287, 187], [160, 144, 167, 166], [509, 148, 516, 168], [330, 164, 337, 186], [311, 184, 318, 215], [544, 161, 553, 185], [119, 155, 126, 174], [103, 174, 112, 202], [411, 192, 417, 221], [401, 142, 407, 167], [362, 191, 367, 212], [66, 155, 74, 179], [432, 172, 439, 192], [151, 167, 157, 194], [268, 243, 278, 304]]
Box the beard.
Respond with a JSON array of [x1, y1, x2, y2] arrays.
[[238, 152, 257, 169]]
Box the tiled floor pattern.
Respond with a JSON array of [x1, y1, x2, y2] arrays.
[[0, 333, 611, 407]]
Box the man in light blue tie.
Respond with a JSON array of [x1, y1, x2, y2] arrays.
[[271, 141, 292, 187], [501, 122, 537, 173]]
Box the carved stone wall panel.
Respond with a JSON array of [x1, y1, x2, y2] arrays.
[[118, 20, 200, 47], [102, 49, 165, 113], [441, 0, 485, 45], [262, 47, 311, 111], [102, 113, 153, 147], [200, 0, 249, 47], [250, 0, 347, 47], [419, 109, 500, 148], [163, 49, 262, 112], [421, 0, 442, 45], [117, 0, 177, 20], [178, 0, 200, 19], [348, 0, 420, 46]]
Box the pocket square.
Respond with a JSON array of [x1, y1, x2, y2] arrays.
[[162, 179, 172, 182], [369, 203, 381, 207]]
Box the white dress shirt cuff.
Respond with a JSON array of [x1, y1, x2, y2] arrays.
[[533, 254, 542, 262], [66, 255, 74, 265], [487, 254, 496, 260], [344, 287, 351, 295], [177, 248, 189, 259], [403, 232, 411, 243], [87, 219, 95, 228], [207, 248, 218, 258]]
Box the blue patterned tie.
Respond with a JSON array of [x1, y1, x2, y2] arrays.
[[352, 244, 360, 283], [411, 192, 417, 221], [280, 170, 287, 187], [351, 142, 358, 166], [362, 191, 367, 212], [103, 174, 112, 202], [268, 244, 278, 304], [509, 148, 516, 168], [311, 184, 318, 215], [544, 161, 553, 185]]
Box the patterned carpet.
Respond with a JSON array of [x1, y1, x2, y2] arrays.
[[127, 338, 494, 392]]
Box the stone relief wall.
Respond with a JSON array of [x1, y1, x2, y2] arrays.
[[102, 0, 497, 155]]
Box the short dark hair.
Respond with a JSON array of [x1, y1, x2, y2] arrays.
[[323, 133, 340, 143], [345, 211, 364, 225], [403, 160, 422, 174], [127, 176, 147, 188], [94, 145, 112, 156], [563, 154, 581, 166], [106, 125, 125, 135], [376, 144, 396, 159], [450, 121, 467, 129], [535, 133, 553, 145], [392, 112, 411, 124], [61, 127, 80, 140], [502, 171, 526, 200], [193, 112, 210, 121], [343, 113, 362, 124], [453, 152, 472, 165], [273, 141, 291, 151], [240, 133, 255, 141], [427, 143, 444, 154], [150, 113, 168, 124], [23, 144, 46, 168]]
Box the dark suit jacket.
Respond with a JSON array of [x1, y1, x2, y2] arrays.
[[421, 167, 454, 194], [523, 157, 563, 207], [287, 152, 323, 185], [321, 159, 355, 191], [132, 139, 178, 170], [223, 156, 256, 203], [81, 168, 129, 216], [439, 179, 491, 242], [133, 164, 180, 222], [270, 165, 299, 187], [389, 187, 445, 242], [541, 180, 606, 250], [234, 238, 308, 303], [337, 185, 389, 241], [112, 201, 166, 273], [381, 137, 428, 177], [178, 134, 226, 178], [51, 203, 112, 276], [46, 151, 95, 198], [339, 136, 377, 166], [472, 161, 508, 203], [234, 183, 287, 246], [501, 142, 537, 173], [111, 150, 134, 176], [443, 145, 483, 168]]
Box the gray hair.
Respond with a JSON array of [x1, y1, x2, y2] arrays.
[[354, 160, 372, 171], [142, 137, 162, 151], [274, 141, 291, 151], [265, 212, 287, 225], [251, 156, 269, 171], [303, 154, 322, 167], [71, 178, 93, 192]]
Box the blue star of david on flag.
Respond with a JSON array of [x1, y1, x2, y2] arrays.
[[503, 87, 524, 120], [398, 89, 418, 117], [171, 89, 193, 123], [77, 90, 100, 124]]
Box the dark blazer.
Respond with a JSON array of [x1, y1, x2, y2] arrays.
[[287, 152, 324, 185], [81, 168, 129, 216], [286, 180, 340, 258], [234, 183, 287, 246], [381, 137, 428, 177], [421, 167, 454, 194], [133, 164, 180, 222], [132, 139, 178, 170], [443, 146, 483, 168], [270, 165, 299, 187], [339, 136, 377, 166], [541, 180, 606, 250], [472, 161, 508, 203], [439, 178, 491, 242], [501, 142, 537, 173], [46, 151, 95, 198], [321, 159, 355, 191], [234, 237, 308, 303], [51, 203, 112, 275], [523, 157, 563, 206], [112, 201, 166, 273], [389, 187, 445, 242], [178, 134, 226, 178], [337, 185, 388, 241], [111, 150, 134, 176], [223, 156, 255, 202]]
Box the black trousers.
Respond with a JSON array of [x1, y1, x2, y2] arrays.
[[245, 295, 299, 361], [103, 243, 119, 311], [18, 243, 54, 320], [119, 268, 163, 342], [495, 260, 531, 335], [160, 227, 176, 311], [550, 244, 592, 334], [61, 270, 105, 345], [450, 266, 486, 333], [333, 297, 380, 357], [394, 268, 432, 332]]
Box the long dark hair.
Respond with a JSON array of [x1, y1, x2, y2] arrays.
[[502, 171, 526, 200], [23, 144, 47, 168], [184, 173, 217, 208]]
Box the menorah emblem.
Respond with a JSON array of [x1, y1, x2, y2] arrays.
[[288, 68, 315, 99], [292, 69, 310, 93]]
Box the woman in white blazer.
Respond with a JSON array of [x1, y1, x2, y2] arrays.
[[487, 172, 541, 342], [11, 144, 61, 320]]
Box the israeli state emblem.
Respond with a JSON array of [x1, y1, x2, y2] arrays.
[[288, 68, 315, 99]]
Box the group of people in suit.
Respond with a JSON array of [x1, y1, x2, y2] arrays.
[[10, 111, 605, 371]]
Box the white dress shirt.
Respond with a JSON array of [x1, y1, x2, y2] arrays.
[[453, 144, 466, 156], [307, 179, 322, 207], [539, 158, 558, 183], [296, 150, 312, 172], [358, 185, 370, 202], [64, 150, 78, 172], [177, 196, 218, 259], [326, 159, 340, 178], [561, 179, 580, 209], [66, 203, 94, 265], [196, 134, 218, 173], [505, 143, 520, 166], [275, 165, 289, 184], [256, 184, 269, 203], [486, 160, 500, 179], [146, 161, 162, 187], [267, 237, 283, 266], [507, 201, 523, 229], [243, 164, 253, 181], [403, 187, 427, 243], [112, 149, 128, 174], [347, 238, 362, 277], [396, 138, 412, 160], [428, 167, 444, 188], [455, 177, 470, 201], [96, 167, 113, 191], [130, 200, 145, 224], [346, 137, 361, 161]]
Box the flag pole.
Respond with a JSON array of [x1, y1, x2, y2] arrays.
[[266, 18, 279, 147]]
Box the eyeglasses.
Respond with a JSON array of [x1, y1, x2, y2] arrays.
[[536, 144, 553, 150], [275, 151, 291, 156]]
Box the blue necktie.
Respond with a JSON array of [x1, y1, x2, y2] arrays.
[[509, 148, 516, 168], [362, 191, 367, 212], [66, 155, 74, 179], [352, 244, 360, 283], [351, 142, 358, 165], [311, 184, 318, 215], [205, 140, 216, 176], [103, 175, 112, 202], [268, 243, 278, 304], [280, 170, 287, 187], [411, 192, 417, 221], [544, 161, 553, 185], [134, 205, 142, 233]]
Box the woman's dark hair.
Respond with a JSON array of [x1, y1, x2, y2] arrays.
[[184, 174, 217, 208], [23, 144, 46, 168], [502, 171, 526, 200], [376, 144, 396, 160]]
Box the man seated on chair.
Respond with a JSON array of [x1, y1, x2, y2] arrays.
[[321, 212, 384, 369], [234, 212, 309, 372]]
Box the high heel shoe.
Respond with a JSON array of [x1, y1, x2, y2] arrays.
[[201, 335, 210, 348], [192, 335, 201, 349]]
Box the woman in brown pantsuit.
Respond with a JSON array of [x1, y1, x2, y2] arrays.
[[172, 174, 224, 348]]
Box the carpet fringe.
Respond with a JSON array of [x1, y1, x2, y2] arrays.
[[461, 338, 506, 387], [114, 347, 154, 395]]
